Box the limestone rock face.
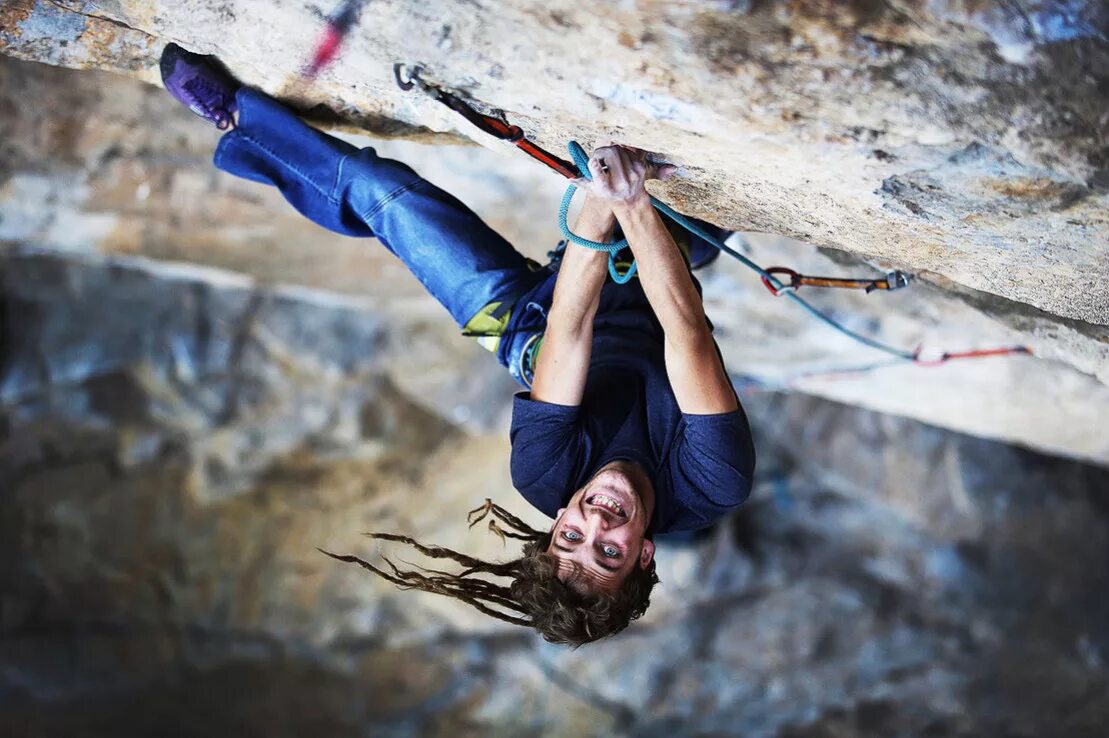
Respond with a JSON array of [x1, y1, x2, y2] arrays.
[[1, 0, 1107, 324]]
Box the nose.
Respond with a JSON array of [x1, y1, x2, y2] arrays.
[[584, 505, 617, 529]]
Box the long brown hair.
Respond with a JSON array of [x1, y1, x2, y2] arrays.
[[319, 499, 659, 646]]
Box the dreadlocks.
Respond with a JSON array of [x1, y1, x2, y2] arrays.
[[319, 499, 659, 646]]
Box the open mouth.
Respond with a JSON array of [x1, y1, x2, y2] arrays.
[[586, 493, 627, 518]]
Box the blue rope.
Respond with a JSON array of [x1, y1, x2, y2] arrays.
[[558, 143, 637, 283], [557, 140, 916, 361]]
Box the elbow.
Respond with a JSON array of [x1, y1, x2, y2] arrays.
[[710, 452, 756, 511], [717, 476, 753, 514]]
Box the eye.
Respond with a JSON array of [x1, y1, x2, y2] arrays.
[[601, 544, 620, 558], [562, 530, 583, 542]]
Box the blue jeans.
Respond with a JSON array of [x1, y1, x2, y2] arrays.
[[214, 89, 549, 382]]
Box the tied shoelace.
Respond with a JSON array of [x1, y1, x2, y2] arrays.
[[183, 76, 234, 130]]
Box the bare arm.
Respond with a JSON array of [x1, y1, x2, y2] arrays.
[[529, 195, 615, 406], [583, 145, 738, 414]]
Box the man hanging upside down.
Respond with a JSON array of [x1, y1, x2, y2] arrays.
[[160, 43, 755, 647]]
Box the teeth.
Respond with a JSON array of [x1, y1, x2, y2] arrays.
[[589, 494, 624, 515]]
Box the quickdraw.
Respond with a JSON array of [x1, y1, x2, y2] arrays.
[[760, 266, 910, 296], [911, 345, 1032, 366], [735, 344, 1034, 393], [394, 64, 579, 180]]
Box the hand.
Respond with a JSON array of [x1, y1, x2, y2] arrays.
[[574, 144, 677, 209]]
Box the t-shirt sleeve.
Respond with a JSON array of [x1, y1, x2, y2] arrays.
[[671, 410, 756, 527], [509, 392, 588, 519]]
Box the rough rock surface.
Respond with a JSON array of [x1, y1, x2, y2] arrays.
[[2, 252, 1108, 736], [1, 0, 1107, 326]]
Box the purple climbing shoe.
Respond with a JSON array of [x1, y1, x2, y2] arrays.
[[159, 43, 240, 130]]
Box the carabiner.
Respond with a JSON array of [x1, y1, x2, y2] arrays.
[[760, 267, 801, 296], [393, 63, 426, 92]]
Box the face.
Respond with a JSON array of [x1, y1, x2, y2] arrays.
[[547, 461, 656, 592]]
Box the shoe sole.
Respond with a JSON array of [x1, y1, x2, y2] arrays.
[[159, 42, 229, 85], [158, 42, 241, 119], [159, 42, 185, 85]]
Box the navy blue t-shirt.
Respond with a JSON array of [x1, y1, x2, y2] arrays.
[[508, 276, 755, 534]]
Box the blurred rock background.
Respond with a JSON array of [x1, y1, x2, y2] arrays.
[[2, 1, 1109, 736]]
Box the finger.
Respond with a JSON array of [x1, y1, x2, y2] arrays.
[[614, 144, 648, 165], [608, 146, 636, 178], [592, 144, 617, 159], [589, 153, 608, 174], [651, 163, 679, 181], [603, 148, 629, 179], [614, 145, 637, 166], [587, 156, 609, 180], [571, 176, 591, 188], [619, 149, 647, 181], [631, 148, 654, 177]]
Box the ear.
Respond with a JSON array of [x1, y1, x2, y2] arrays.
[[549, 508, 566, 532], [638, 539, 656, 569]]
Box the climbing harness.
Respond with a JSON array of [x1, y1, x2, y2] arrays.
[[393, 64, 1033, 376]]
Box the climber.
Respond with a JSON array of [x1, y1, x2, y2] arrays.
[[159, 43, 755, 646]]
